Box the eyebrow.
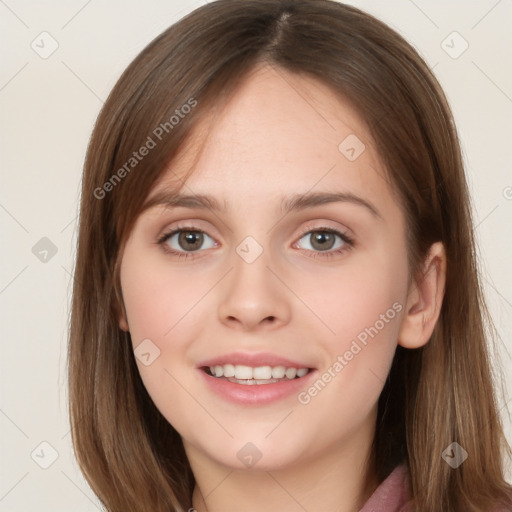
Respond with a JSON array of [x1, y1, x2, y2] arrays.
[[142, 190, 382, 219]]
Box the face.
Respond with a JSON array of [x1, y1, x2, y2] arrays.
[[118, 63, 411, 472]]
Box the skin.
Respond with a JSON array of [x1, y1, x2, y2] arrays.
[[118, 63, 446, 512]]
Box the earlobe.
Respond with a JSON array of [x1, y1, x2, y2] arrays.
[[114, 274, 129, 332], [116, 301, 130, 332], [119, 315, 129, 332], [398, 242, 446, 349]]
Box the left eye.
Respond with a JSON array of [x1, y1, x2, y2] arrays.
[[295, 229, 349, 252]]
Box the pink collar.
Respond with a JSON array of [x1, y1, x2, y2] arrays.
[[359, 465, 411, 512]]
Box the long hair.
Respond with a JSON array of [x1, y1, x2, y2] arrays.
[[67, 1, 512, 510]]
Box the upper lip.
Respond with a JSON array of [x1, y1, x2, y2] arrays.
[[197, 351, 315, 369]]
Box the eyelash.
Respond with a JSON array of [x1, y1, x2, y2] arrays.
[[156, 224, 355, 261]]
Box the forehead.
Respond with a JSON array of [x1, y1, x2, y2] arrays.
[[148, 63, 398, 218]]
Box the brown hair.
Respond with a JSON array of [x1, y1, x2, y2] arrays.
[[67, 1, 512, 510]]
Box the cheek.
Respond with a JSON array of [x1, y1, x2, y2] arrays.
[[119, 251, 208, 433], [292, 246, 407, 412], [295, 249, 407, 349], [120, 250, 206, 346], [119, 250, 222, 425]]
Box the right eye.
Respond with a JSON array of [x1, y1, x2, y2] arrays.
[[157, 226, 218, 258]]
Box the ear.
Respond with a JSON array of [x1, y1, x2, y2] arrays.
[[116, 300, 129, 332], [119, 313, 129, 332], [398, 242, 446, 349], [114, 260, 129, 332]]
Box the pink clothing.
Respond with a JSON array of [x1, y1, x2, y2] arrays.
[[359, 465, 411, 512], [359, 465, 512, 511]]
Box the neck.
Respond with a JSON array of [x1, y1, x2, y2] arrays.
[[187, 419, 379, 512]]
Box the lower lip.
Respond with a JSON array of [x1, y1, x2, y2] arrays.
[[198, 369, 317, 405]]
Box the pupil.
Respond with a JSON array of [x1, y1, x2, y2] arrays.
[[311, 232, 334, 251], [179, 231, 203, 251]]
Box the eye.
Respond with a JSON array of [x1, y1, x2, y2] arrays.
[[156, 225, 353, 260], [157, 226, 217, 256], [295, 227, 354, 257]]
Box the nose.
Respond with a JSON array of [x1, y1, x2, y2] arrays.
[[217, 249, 292, 332]]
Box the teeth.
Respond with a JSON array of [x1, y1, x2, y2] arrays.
[[234, 365, 253, 380], [252, 366, 271, 379], [285, 367, 297, 379], [223, 363, 235, 377], [207, 363, 310, 380], [271, 365, 286, 378]]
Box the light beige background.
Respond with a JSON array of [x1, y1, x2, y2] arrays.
[[1, 0, 511, 510]]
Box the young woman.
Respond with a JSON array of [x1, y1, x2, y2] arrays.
[[67, 1, 512, 510]]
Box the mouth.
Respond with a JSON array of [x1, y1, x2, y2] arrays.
[[200, 364, 312, 385], [197, 352, 317, 404]]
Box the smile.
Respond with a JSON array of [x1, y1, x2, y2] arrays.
[[204, 364, 311, 385], [199, 365, 317, 405]]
